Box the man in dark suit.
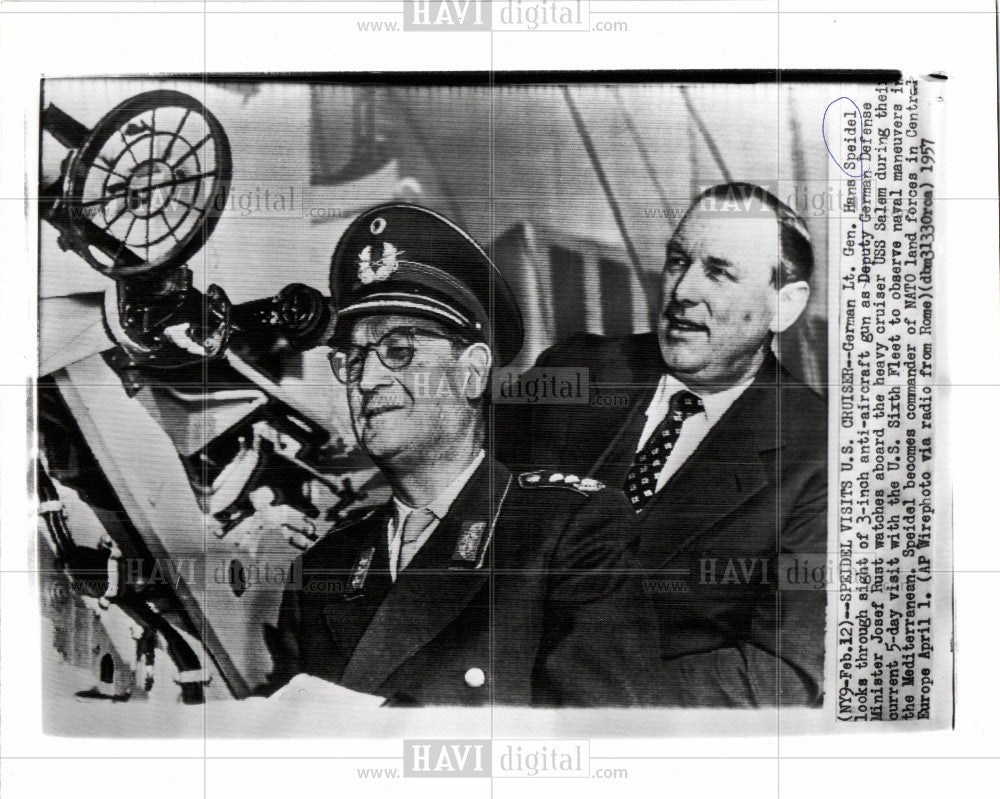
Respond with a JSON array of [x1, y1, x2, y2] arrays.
[[262, 203, 655, 706], [496, 183, 828, 707]]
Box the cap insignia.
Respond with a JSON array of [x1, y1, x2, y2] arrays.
[[358, 242, 401, 284]]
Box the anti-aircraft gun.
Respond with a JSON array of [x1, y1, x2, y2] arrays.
[[38, 90, 382, 701]]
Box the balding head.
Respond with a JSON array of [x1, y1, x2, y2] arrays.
[[656, 183, 813, 392]]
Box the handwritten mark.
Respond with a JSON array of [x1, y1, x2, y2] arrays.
[[822, 96, 870, 270], [822, 96, 866, 178]]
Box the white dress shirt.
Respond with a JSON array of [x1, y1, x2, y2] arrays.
[[636, 373, 755, 493], [387, 449, 486, 581]]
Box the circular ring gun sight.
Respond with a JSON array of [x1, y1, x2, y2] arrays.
[[42, 89, 232, 279], [42, 91, 330, 366]]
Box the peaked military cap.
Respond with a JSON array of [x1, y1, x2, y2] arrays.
[[329, 204, 525, 366]]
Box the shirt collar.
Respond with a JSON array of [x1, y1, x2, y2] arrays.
[[392, 449, 486, 527], [647, 371, 755, 425]]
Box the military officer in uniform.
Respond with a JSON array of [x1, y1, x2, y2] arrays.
[[262, 204, 656, 706]]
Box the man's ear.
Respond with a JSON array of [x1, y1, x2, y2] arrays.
[[459, 343, 493, 400], [770, 280, 810, 333]]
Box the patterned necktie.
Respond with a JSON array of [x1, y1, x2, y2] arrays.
[[623, 389, 704, 511], [397, 507, 438, 574]]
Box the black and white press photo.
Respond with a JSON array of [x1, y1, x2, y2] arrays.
[[28, 70, 949, 739], [10, 2, 1000, 798]]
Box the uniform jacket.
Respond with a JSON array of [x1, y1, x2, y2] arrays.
[[262, 456, 658, 706], [495, 332, 828, 707]]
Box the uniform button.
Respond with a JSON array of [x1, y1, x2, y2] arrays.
[[549, 473, 564, 482], [464, 667, 486, 688]]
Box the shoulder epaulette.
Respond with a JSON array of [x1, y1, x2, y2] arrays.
[[517, 470, 605, 497]]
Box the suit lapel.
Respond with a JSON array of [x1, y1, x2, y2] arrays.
[[585, 334, 664, 480], [339, 459, 513, 694], [637, 354, 783, 563], [588, 382, 656, 485], [558, 388, 640, 474]]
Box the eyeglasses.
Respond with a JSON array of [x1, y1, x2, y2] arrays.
[[328, 326, 468, 384]]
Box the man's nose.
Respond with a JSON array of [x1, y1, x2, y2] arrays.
[[671, 262, 705, 305], [357, 348, 393, 391]]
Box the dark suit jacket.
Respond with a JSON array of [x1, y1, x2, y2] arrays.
[[262, 457, 658, 706], [495, 333, 828, 707]]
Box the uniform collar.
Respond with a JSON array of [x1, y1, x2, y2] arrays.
[[391, 449, 486, 530]]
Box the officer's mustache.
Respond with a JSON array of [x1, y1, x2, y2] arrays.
[[662, 303, 710, 333], [356, 388, 411, 419]]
